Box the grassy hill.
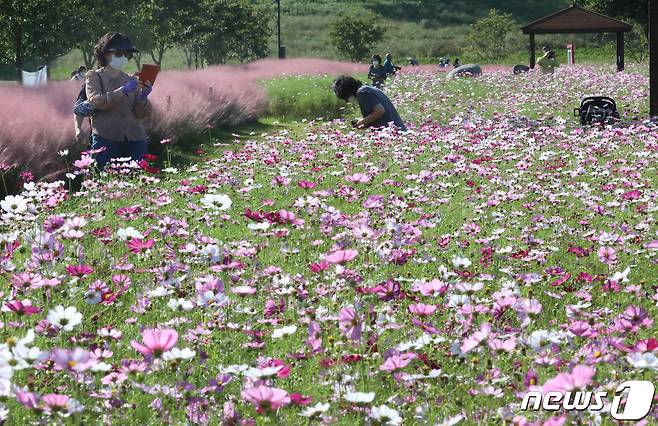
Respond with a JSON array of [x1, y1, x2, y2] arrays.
[[270, 0, 572, 61]]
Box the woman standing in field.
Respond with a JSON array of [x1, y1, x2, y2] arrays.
[[368, 54, 387, 88], [85, 32, 154, 170]]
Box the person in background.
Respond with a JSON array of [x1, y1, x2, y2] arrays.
[[85, 32, 153, 170], [368, 54, 387, 88], [383, 53, 402, 76], [453, 58, 461, 68], [70, 65, 87, 82], [408, 57, 419, 66], [332, 75, 407, 131], [537, 47, 558, 74]]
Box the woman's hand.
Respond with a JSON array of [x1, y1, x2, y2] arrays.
[[139, 80, 152, 101], [121, 79, 139, 95]]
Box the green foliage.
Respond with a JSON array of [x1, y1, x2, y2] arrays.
[[262, 75, 361, 120], [465, 9, 518, 63], [576, 0, 646, 34], [328, 15, 384, 61], [0, 0, 83, 79]]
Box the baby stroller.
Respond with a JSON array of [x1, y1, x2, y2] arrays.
[[573, 96, 620, 125]]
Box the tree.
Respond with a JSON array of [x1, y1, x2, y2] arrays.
[[577, 1, 647, 36], [329, 15, 384, 62], [200, 0, 272, 65], [465, 9, 517, 63], [0, 0, 82, 80]]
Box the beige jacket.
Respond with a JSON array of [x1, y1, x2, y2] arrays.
[[86, 68, 152, 141]]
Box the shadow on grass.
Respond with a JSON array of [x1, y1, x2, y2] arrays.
[[148, 119, 287, 170]]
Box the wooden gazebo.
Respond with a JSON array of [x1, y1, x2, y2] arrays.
[[521, 4, 632, 71]]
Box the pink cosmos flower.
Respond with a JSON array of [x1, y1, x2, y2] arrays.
[[380, 352, 417, 372], [460, 322, 491, 354], [541, 365, 595, 393], [41, 393, 70, 410], [338, 307, 362, 341], [324, 249, 358, 265], [597, 246, 617, 265], [413, 279, 449, 296], [65, 264, 94, 278], [241, 385, 291, 413], [51, 348, 95, 372], [73, 155, 95, 169], [408, 303, 437, 316], [126, 238, 155, 254], [131, 328, 178, 358], [2, 299, 41, 316], [345, 173, 371, 183]]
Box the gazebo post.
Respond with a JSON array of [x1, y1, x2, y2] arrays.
[[649, 0, 658, 118], [529, 33, 536, 68], [616, 32, 624, 71]]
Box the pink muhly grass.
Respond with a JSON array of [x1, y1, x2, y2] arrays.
[[130, 328, 178, 358]]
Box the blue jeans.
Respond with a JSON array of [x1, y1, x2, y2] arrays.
[[91, 134, 147, 170]]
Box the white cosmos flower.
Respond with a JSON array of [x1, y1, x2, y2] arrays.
[[163, 347, 196, 361], [148, 286, 172, 297], [0, 195, 28, 214], [370, 404, 402, 425], [344, 391, 375, 404], [610, 267, 631, 283], [46, 306, 82, 332], [200, 193, 232, 211], [248, 222, 271, 231], [197, 291, 229, 307], [451, 256, 471, 268], [300, 402, 330, 418], [167, 298, 195, 311], [271, 325, 297, 339], [202, 244, 222, 263], [626, 352, 658, 370], [116, 227, 144, 240], [243, 366, 283, 379]]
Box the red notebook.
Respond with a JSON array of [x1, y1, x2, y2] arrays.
[[137, 64, 160, 85]]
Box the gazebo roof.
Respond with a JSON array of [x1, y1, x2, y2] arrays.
[[521, 4, 632, 34]]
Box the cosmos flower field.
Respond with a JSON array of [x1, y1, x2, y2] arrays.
[[0, 64, 656, 425]]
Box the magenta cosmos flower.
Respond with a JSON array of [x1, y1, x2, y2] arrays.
[[241, 385, 291, 413], [324, 249, 358, 265], [130, 328, 178, 358]]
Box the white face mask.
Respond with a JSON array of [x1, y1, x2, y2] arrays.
[[347, 96, 359, 105], [109, 55, 129, 70], [372, 61, 380, 66]]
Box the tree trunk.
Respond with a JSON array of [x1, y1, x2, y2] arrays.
[[182, 45, 194, 69], [14, 0, 24, 82], [134, 52, 143, 69], [149, 42, 168, 66]]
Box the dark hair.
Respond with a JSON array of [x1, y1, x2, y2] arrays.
[[371, 54, 382, 62], [332, 76, 363, 101], [94, 32, 136, 67], [78, 65, 87, 72]]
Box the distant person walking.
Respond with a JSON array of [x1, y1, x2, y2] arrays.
[[383, 53, 401, 76], [537, 47, 558, 74], [85, 32, 153, 169], [368, 54, 387, 88], [70, 65, 87, 82], [332, 76, 407, 131]]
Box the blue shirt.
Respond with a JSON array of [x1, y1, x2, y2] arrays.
[[356, 85, 407, 131]]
